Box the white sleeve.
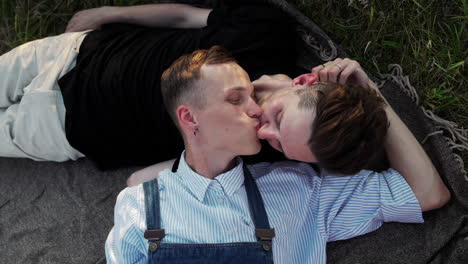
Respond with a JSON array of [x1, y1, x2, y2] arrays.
[[314, 168, 423, 242], [105, 186, 148, 263]]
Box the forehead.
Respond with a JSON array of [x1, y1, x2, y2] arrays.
[[280, 94, 315, 157], [256, 74, 292, 81], [268, 82, 322, 105], [200, 63, 252, 95], [282, 94, 314, 133]]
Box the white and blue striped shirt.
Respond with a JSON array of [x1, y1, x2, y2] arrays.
[[105, 155, 423, 263]]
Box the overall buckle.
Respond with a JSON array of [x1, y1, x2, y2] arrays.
[[145, 229, 166, 252], [255, 228, 275, 252]]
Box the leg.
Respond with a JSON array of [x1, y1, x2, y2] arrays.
[[0, 104, 36, 159], [0, 40, 41, 108], [0, 32, 88, 161]]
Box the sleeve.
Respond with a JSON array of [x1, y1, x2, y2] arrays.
[[105, 186, 148, 263], [206, 0, 287, 27], [201, 0, 298, 79], [314, 168, 424, 242]]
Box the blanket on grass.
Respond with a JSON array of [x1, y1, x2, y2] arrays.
[[1, 0, 466, 263]]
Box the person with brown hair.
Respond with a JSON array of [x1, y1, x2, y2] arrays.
[[254, 67, 389, 175], [128, 56, 388, 184], [105, 46, 450, 264]]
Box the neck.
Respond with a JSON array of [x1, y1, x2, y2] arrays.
[[184, 145, 237, 179]]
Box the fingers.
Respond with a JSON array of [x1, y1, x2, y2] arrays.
[[65, 22, 75, 32], [311, 58, 369, 87], [65, 18, 75, 32], [311, 64, 325, 75], [338, 60, 356, 85], [311, 59, 340, 76], [65, 13, 81, 32], [65, 8, 102, 33], [323, 58, 348, 83], [312, 58, 345, 83], [339, 60, 369, 87]]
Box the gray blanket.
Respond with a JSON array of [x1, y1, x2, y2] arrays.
[[1, 0, 467, 263]]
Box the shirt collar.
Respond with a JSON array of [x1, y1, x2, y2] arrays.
[[177, 152, 245, 202]]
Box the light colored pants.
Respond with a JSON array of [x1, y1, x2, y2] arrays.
[[0, 31, 89, 162]]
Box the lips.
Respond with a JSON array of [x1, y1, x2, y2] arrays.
[[255, 123, 261, 131]]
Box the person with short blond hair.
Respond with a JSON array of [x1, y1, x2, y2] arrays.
[[106, 46, 450, 264], [0, 1, 296, 169]]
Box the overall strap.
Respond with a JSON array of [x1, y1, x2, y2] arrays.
[[143, 180, 166, 244], [242, 164, 275, 251], [171, 155, 181, 172]]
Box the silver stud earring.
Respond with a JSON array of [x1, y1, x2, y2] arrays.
[[193, 127, 199, 136]]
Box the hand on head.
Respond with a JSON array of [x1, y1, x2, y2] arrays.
[[254, 60, 387, 175], [66, 7, 116, 32], [311, 58, 369, 88]]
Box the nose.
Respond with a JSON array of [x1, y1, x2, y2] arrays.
[[257, 123, 276, 140], [247, 98, 263, 118]]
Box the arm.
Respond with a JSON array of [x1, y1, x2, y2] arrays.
[[368, 81, 451, 211], [252, 74, 294, 104], [317, 169, 424, 242], [66, 4, 212, 32], [127, 159, 176, 187], [105, 187, 147, 263]]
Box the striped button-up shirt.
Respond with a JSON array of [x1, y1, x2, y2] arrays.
[[105, 154, 423, 263]]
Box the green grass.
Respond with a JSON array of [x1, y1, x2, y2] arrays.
[[289, 0, 467, 173], [0, 0, 155, 49], [0, 0, 467, 172]]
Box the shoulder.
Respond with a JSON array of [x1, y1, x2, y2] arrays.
[[316, 168, 417, 208], [248, 161, 317, 177], [319, 168, 405, 188], [115, 184, 145, 215], [247, 161, 319, 191]]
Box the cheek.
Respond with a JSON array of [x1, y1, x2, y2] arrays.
[[280, 128, 306, 159], [203, 109, 246, 133], [282, 134, 314, 162]]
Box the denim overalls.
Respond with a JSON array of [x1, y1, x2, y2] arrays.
[[142, 158, 275, 263]]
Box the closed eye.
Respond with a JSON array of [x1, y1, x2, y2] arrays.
[[229, 97, 243, 105], [275, 110, 283, 131]]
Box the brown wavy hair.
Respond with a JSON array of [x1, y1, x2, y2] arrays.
[[299, 82, 389, 175]]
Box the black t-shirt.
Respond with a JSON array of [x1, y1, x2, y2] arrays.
[[58, 1, 297, 169]]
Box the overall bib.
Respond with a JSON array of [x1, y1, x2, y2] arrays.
[[142, 159, 275, 264]]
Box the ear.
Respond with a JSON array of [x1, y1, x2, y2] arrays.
[[177, 105, 198, 132], [293, 73, 318, 86]]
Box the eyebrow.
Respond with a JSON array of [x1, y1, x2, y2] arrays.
[[226, 86, 255, 97], [227, 87, 248, 92]]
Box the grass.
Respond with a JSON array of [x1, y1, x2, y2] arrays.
[[290, 0, 467, 122], [0, 0, 467, 172], [289, 0, 467, 173]]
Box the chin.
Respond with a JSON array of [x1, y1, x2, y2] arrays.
[[251, 144, 262, 155], [240, 141, 262, 156], [250, 141, 262, 154], [286, 152, 316, 163]]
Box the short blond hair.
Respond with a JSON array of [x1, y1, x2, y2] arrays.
[[161, 46, 237, 125]]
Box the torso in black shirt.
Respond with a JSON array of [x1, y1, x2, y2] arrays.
[[58, 1, 298, 169]]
